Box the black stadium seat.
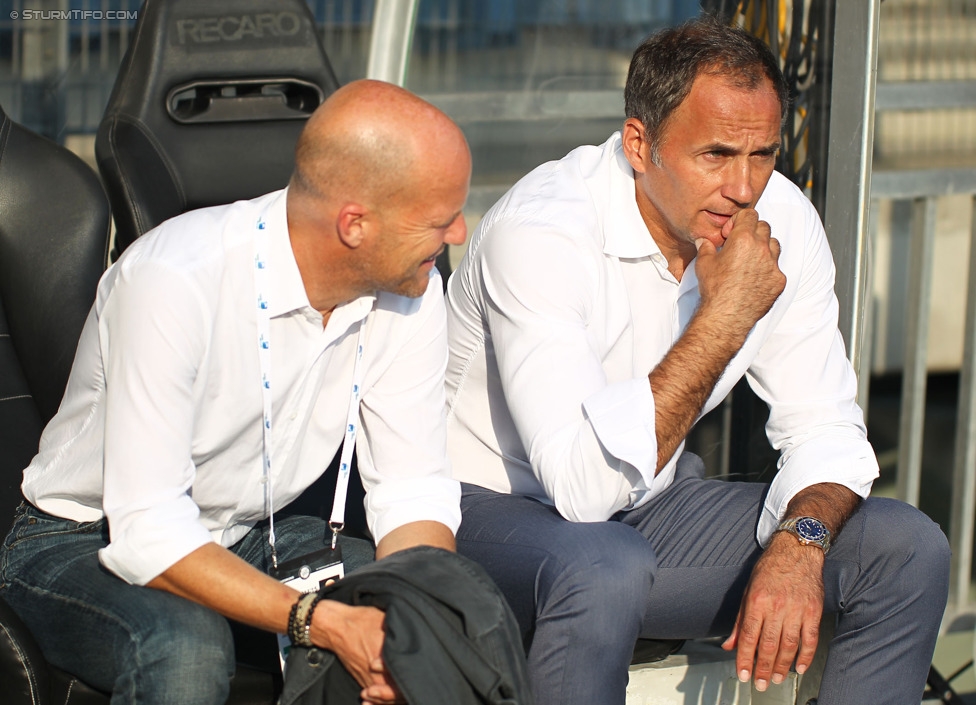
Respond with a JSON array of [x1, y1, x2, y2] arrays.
[[96, 0, 340, 255]]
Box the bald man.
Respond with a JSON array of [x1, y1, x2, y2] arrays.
[[1, 80, 470, 705]]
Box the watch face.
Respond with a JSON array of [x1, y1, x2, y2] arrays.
[[796, 517, 828, 542]]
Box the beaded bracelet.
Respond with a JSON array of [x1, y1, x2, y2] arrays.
[[298, 593, 325, 649], [287, 595, 305, 644], [288, 592, 319, 647]]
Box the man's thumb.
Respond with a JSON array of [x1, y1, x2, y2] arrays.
[[695, 238, 716, 256]]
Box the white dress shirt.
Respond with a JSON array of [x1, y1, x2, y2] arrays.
[[445, 133, 878, 544], [23, 189, 461, 586]]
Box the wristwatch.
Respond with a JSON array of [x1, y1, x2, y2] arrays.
[[776, 516, 832, 554]]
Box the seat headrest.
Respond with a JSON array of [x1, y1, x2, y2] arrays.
[[96, 0, 339, 253], [0, 104, 110, 422]]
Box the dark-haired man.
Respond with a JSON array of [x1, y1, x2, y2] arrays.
[[444, 17, 949, 705]]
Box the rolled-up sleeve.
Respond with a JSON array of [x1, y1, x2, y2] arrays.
[[749, 204, 879, 545], [97, 259, 215, 585], [477, 222, 652, 522], [358, 274, 462, 543]]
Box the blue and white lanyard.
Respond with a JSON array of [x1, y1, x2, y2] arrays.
[[254, 215, 365, 569]]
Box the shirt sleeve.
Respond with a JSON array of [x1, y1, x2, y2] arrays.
[[748, 203, 879, 545], [96, 257, 215, 585], [357, 273, 462, 543], [474, 221, 653, 522]]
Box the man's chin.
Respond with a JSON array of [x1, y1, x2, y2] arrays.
[[390, 277, 432, 299]]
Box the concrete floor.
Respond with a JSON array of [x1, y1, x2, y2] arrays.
[[931, 628, 976, 703]]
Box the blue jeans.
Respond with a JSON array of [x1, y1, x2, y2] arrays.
[[456, 458, 951, 705], [0, 503, 375, 705]]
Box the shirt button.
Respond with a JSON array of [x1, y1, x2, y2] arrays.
[[289, 411, 298, 420], [651, 253, 666, 266]]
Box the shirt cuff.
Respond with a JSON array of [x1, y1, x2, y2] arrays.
[[98, 497, 214, 586], [582, 378, 658, 487], [758, 435, 879, 546], [366, 476, 462, 545]]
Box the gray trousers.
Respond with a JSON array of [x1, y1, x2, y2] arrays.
[[456, 458, 950, 705]]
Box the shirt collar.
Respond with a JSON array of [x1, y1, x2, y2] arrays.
[[599, 132, 663, 260], [262, 189, 376, 325], [262, 189, 308, 318]]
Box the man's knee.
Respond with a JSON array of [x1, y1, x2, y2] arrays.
[[856, 498, 950, 601], [119, 603, 235, 705], [538, 521, 655, 638]]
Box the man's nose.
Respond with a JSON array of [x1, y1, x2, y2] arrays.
[[444, 213, 467, 246], [722, 159, 755, 208]]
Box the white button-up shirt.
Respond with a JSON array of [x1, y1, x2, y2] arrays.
[[445, 133, 878, 544], [23, 189, 461, 585]]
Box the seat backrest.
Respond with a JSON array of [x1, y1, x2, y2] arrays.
[[95, 0, 339, 255], [0, 105, 111, 523]]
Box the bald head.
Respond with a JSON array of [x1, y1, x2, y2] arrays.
[[285, 80, 471, 309], [290, 79, 469, 210]]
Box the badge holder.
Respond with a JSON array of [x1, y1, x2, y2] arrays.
[[271, 543, 345, 592], [272, 543, 345, 670]]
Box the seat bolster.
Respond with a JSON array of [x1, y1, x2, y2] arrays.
[[50, 666, 112, 705], [0, 595, 50, 705]]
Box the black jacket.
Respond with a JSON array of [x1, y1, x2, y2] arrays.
[[278, 546, 533, 705]]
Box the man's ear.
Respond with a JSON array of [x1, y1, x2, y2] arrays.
[[336, 202, 368, 249], [621, 118, 652, 174]]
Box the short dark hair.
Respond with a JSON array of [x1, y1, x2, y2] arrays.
[[624, 15, 789, 161]]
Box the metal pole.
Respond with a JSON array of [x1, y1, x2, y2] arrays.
[[949, 194, 976, 608], [366, 0, 420, 86], [896, 197, 937, 508], [822, 0, 881, 369]]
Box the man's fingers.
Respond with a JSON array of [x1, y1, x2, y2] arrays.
[[364, 657, 405, 704], [733, 612, 764, 683], [733, 594, 822, 691], [721, 209, 773, 247], [768, 236, 781, 260], [768, 624, 802, 686], [726, 208, 759, 234], [720, 209, 746, 240], [750, 616, 787, 692], [361, 684, 400, 705], [794, 614, 821, 675], [721, 619, 739, 651]]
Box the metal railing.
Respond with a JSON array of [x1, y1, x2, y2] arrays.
[[869, 113, 976, 614], [870, 174, 976, 613], [863, 0, 976, 618]]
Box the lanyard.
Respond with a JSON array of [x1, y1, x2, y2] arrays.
[[254, 215, 365, 569]]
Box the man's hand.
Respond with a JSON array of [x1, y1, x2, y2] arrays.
[[695, 208, 786, 336], [722, 532, 824, 692], [721, 484, 859, 691], [308, 520, 456, 705], [311, 601, 404, 704], [649, 208, 785, 471]]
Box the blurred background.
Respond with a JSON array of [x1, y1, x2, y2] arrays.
[[1, 0, 975, 699]]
